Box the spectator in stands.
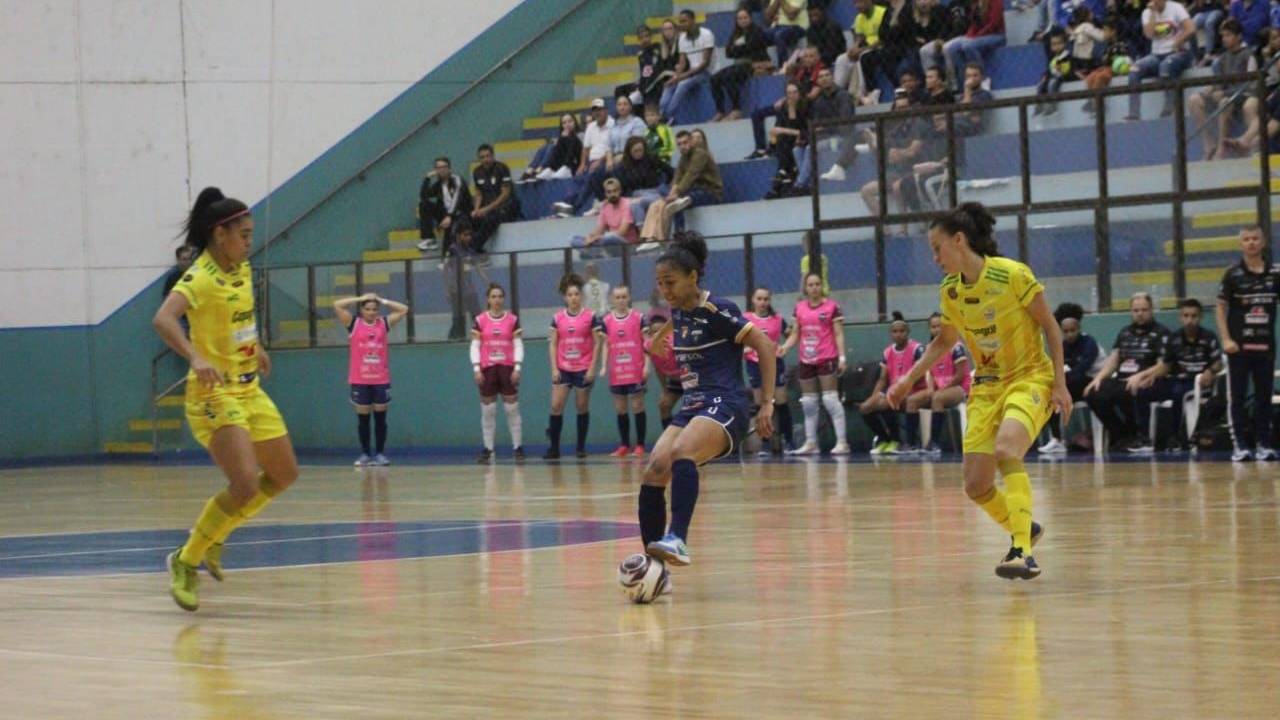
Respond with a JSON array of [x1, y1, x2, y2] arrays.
[[1066, 7, 1105, 74], [803, 66, 858, 185], [943, 0, 1006, 93], [522, 114, 582, 182], [552, 99, 613, 217], [1083, 292, 1172, 453], [1124, 0, 1195, 120], [1114, 0, 1149, 56], [1034, 29, 1075, 115], [923, 66, 955, 105], [644, 103, 675, 164], [712, 9, 771, 122], [765, 0, 810, 67], [764, 82, 811, 198], [840, 0, 887, 100], [660, 10, 717, 123], [955, 62, 994, 135], [1191, 19, 1260, 159], [1037, 302, 1103, 454], [417, 156, 474, 253], [615, 24, 678, 109], [571, 178, 638, 258], [1083, 19, 1126, 114], [898, 111, 950, 214], [639, 130, 723, 243], [746, 46, 825, 159], [878, 0, 920, 93], [1124, 298, 1222, 452], [897, 67, 928, 104], [442, 222, 483, 341], [798, 230, 830, 295], [163, 245, 198, 297], [1190, 0, 1228, 61], [912, 0, 954, 79], [607, 95, 648, 171], [1229, 0, 1269, 46], [616, 136, 673, 227], [806, 4, 848, 68], [470, 144, 516, 258], [859, 89, 927, 230]]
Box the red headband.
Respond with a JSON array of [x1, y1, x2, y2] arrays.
[[212, 208, 250, 228]]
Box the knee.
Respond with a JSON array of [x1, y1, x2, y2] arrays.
[[963, 475, 994, 499], [993, 438, 1022, 465], [643, 456, 671, 485]]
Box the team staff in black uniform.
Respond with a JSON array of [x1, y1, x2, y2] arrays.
[[470, 144, 518, 257], [1083, 293, 1172, 453], [1126, 299, 1222, 452], [1214, 226, 1279, 461]]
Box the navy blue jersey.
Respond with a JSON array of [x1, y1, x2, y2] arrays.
[[670, 292, 754, 399]]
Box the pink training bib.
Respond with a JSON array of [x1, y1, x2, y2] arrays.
[[645, 331, 680, 378], [553, 308, 596, 372], [348, 317, 390, 384], [931, 343, 971, 392], [475, 311, 519, 368], [604, 310, 645, 386], [793, 298, 842, 365], [883, 340, 923, 390], [743, 312, 784, 364]]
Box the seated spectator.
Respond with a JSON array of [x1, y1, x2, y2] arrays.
[[712, 8, 771, 122], [859, 313, 925, 454], [943, 0, 1006, 93], [1124, 0, 1195, 120], [955, 63, 995, 135], [1083, 292, 1173, 453], [860, 89, 927, 230], [1066, 7, 1105, 74], [899, 111, 950, 214], [916, 312, 971, 454], [764, 82, 810, 199], [765, 0, 810, 68], [614, 23, 678, 109], [836, 0, 887, 99], [162, 244, 198, 297], [522, 113, 582, 182], [1082, 20, 1127, 114], [1114, 0, 1148, 58], [1229, 0, 1269, 47], [1124, 298, 1222, 451], [746, 46, 824, 159], [639, 130, 723, 243], [923, 66, 955, 105], [470, 144, 516, 257], [1034, 29, 1075, 115], [1231, 25, 1280, 149], [659, 10, 716, 123], [897, 67, 928, 104], [806, 4, 848, 68], [551, 99, 613, 217], [877, 0, 919, 96], [417, 156, 474, 253], [572, 179, 639, 257], [802, 66, 858, 185], [1037, 302, 1103, 454], [1190, 0, 1227, 61], [644, 103, 675, 164], [607, 95, 647, 171], [615, 136, 673, 227], [912, 0, 953, 79], [1191, 18, 1260, 159]]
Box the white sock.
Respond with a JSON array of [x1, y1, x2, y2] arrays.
[[800, 394, 820, 446], [481, 402, 497, 451], [821, 391, 847, 445], [504, 400, 523, 449]]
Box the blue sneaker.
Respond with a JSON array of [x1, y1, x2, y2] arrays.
[[373, 453, 390, 466], [646, 532, 691, 566], [995, 547, 1041, 580]]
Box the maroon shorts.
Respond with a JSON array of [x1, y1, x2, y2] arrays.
[[796, 358, 839, 381], [479, 365, 517, 397]]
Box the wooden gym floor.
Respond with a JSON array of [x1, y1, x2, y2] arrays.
[[0, 456, 1277, 719]]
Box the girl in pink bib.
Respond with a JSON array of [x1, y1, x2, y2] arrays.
[[779, 273, 848, 455], [859, 312, 927, 454], [744, 287, 795, 454], [916, 311, 971, 454], [546, 273, 604, 459], [599, 286, 651, 457], [333, 293, 409, 466], [471, 283, 525, 463]]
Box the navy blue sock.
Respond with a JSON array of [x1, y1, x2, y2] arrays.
[[373, 410, 388, 453], [930, 410, 945, 447], [905, 412, 920, 446], [634, 411, 647, 447], [881, 411, 900, 442], [616, 413, 631, 447], [776, 402, 794, 446], [638, 484, 667, 546], [576, 412, 590, 452], [357, 413, 371, 455], [548, 414, 563, 451], [668, 458, 699, 541]]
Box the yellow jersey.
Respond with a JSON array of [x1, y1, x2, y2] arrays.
[[171, 250, 260, 394], [938, 256, 1052, 392]]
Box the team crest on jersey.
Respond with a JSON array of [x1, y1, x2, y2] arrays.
[[681, 326, 690, 339], [183, 274, 194, 282], [947, 287, 958, 300], [983, 307, 996, 322]]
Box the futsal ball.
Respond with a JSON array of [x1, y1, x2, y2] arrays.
[[618, 553, 669, 604], [1111, 55, 1131, 75]]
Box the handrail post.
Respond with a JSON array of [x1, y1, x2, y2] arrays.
[[875, 117, 888, 321], [1173, 82, 1188, 301], [403, 258, 416, 342], [743, 234, 755, 301], [1017, 103, 1031, 207], [150, 355, 160, 458], [1258, 72, 1274, 261], [509, 252, 521, 318], [307, 265, 317, 348]]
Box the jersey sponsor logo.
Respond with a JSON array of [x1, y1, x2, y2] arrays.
[[964, 297, 980, 304], [231, 309, 255, 323], [232, 279, 244, 287], [182, 274, 194, 282], [969, 324, 997, 337], [226, 294, 239, 303], [983, 307, 996, 322]]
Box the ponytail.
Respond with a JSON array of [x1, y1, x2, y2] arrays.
[[656, 230, 709, 281], [182, 186, 249, 251], [930, 202, 999, 257]]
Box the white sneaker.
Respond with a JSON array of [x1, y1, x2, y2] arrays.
[[584, 199, 604, 217], [830, 442, 850, 455], [416, 239, 438, 252], [1255, 446, 1277, 461], [635, 241, 661, 253], [820, 164, 847, 182], [666, 195, 693, 214], [551, 201, 574, 217], [1037, 438, 1067, 454], [788, 441, 819, 455], [756, 449, 772, 458], [1232, 447, 1254, 462]]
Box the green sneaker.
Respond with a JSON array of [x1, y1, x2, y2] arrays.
[[882, 441, 900, 455], [167, 550, 200, 612], [203, 543, 225, 582]]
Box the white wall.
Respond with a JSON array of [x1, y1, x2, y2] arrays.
[[0, 0, 522, 328]]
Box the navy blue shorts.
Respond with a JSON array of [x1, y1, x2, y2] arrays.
[[610, 383, 646, 396], [555, 369, 594, 389], [671, 392, 751, 461], [745, 359, 787, 390], [350, 383, 391, 406]]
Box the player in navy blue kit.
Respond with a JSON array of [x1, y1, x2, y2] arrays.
[[639, 232, 778, 568]]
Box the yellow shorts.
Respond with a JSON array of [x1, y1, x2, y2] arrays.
[[185, 384, 288, 449], [963, 375, 1055, 455]]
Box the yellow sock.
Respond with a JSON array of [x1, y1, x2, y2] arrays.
[[211, 474, 282, 544], [972, 486, 1013, 533], [179, 491, 238, 566], [999, 458, 1033, 552]]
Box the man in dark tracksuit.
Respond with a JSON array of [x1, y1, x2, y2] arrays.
[[1127, 299, 1222, 451], [1083, 292, 1171, 453], [1215, 226, 1279, 461]]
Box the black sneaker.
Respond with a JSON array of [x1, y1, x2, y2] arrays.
[[542, 447, 561, 460], [575, 448, 588, 459], [995, 547, 1041, 580], [513, 446, 526, 461], [477, 448, 493, 464], [744, 149, 770, 160]]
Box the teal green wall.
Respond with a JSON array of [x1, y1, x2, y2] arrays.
[[0, 327, 98, 457]]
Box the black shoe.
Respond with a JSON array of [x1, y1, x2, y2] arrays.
[[513, 446, 526, 461], [477, 448, 493, 464], [745, 149, 770, 160], [575, 448, 588, 459], [995, 546, 1041, 580], [542, 447, 561, 460]]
